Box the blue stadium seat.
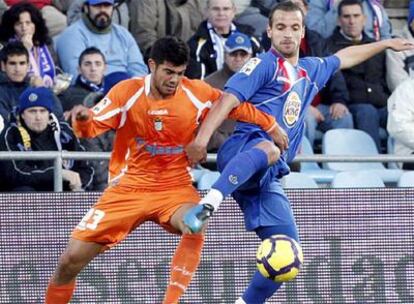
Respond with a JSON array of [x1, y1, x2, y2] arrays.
[[299, 136, 337, 183], [283, 172, 319, 188], [322, 129, 402, 183], [397, 171, 414, 187], [197, 171, 221, 190], [331, 170, 385, 188]]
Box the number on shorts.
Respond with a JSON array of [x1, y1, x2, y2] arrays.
[[77, 208, 105, 230]]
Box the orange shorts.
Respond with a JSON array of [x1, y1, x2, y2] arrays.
[[71, 185, 200, 248]]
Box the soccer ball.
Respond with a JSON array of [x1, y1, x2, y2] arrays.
[[256, 234, 303, 283]]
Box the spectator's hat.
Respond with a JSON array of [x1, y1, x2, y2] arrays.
[[85, 0, 114, 5], [19, 87, 54, 114], [224, 32, 253, 54]]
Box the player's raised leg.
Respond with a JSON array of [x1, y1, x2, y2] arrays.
[[45, 238, 103, 304], [162, 203, 205, 304], [184, 140, 280, 233]]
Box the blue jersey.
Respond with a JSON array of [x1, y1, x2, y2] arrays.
[[225, 49, 340, 163]]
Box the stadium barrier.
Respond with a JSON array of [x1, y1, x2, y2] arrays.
[[0, 190, 413, 303], [1, 151, 414, 191]]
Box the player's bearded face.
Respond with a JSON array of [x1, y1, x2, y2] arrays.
[[267, 10, 304, 59]]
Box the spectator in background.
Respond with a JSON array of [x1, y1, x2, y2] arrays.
[[56, 0, 147, 81], [0, 3, 58, 88], [205, 32, 253, 153], [387, 79, 414, 170], [66, 0, 129, 29], [59, 47, 107, 112], [386, 1, 414, 92], [0, 87, 94, 191], [327, 0, 390, 150], [59, 47, 128, 190], [186, 0, 262, 79], [129, 0, 205, 62], [307, 0, 392, 41], [234, 0, 268, 37], [2, 0, 66, 37], [0, 42, 63, 130]]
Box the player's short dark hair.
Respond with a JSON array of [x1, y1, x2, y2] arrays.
[[338, 0, 363, 16], [78, 47, 106, 66], [1, 41, 29, 63], [268, 1, 305, 26], [149, 36, 190, 66]]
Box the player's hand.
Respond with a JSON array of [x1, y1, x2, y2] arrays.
[[62, 169, 83, 191], [185, 140, 207, 166], [267, 124, 289, 153], [387, 38, 414, 52], [68, 105, 90, 123]]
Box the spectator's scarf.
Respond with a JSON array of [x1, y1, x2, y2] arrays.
[[207, 21, 236, 73], [76, 75, 104, 93]]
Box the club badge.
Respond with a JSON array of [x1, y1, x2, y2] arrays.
[[154, 117, 163, 131], [283, 91, 302, 128]]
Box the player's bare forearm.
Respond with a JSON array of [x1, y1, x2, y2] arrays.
[[195, 92, 240, 147], [185, 93, 239, 166], [336, 38, 414, 70]]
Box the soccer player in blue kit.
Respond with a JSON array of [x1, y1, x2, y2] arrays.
[[183, 1, 414, 303]]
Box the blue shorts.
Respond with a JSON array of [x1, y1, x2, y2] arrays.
[[217, 131, 296, 231]]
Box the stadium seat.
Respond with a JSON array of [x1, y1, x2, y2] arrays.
[[299, 136, 337, 184], [397, 171, 414, 187], [197, 170, 221, 190], [282, 172, 319, 188], [322, 129, 402, 183], [331, 170, 385, 188]]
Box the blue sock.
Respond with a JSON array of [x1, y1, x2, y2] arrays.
[[212, 148, 268, 197], [242, 225, 299, 303]]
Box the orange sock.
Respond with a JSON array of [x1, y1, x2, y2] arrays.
[[163, 233, 205, 304], [45, 280, 76, 304]]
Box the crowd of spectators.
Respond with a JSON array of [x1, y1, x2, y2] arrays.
[[0, 0, 411, 191]]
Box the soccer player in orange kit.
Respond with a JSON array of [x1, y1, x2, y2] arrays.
[[45, 36, 287, 304]]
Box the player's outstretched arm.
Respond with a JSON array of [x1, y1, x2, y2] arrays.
[[336, 38, 414, 70]]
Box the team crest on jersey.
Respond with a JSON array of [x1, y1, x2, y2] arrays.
[[154, 117, 163, 131], [283, 91, 302, 127], [240, 58, 261, 75], [92, 98, 111, 115]]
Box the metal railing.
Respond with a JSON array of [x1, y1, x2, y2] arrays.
[[1, 151, 414, 191]]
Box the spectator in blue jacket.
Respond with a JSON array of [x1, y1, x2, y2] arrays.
[[55, 0, 147, 80]]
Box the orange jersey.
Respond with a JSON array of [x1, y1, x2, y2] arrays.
[[74, 75, 276, 190]]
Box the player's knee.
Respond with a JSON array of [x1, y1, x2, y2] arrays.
[[57, 250, 86, 277], [267, 144, 281, 165]]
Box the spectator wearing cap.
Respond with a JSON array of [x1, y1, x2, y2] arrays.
[[386, 0, 414, 92], [186, 0, 262, 80], [204, 32, 253, 154], [55, 0, 147, 82], [0, 41, 63, 132], [0, 87, 94, 192]]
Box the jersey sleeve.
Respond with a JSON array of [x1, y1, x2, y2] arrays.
[[73, 79, 139, 138], [302, 55, 341, 90], [224, 56, 274, 102]]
